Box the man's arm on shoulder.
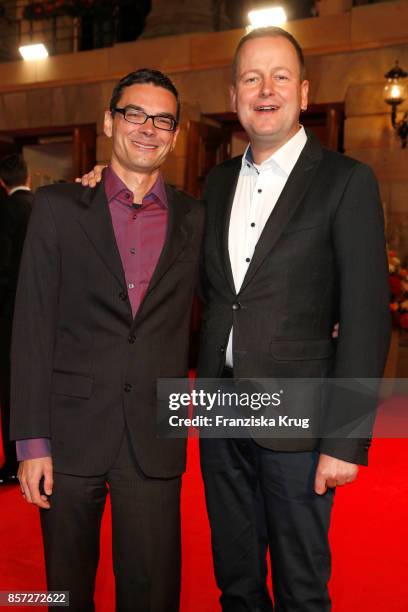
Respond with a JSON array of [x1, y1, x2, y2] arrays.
[[76, 165, 106, 187]]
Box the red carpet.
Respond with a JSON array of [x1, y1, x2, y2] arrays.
[[1, 437, 408, 611]]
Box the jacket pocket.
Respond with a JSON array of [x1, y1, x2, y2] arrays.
[[282, 221, 325, 235], [270, 338, 334, 361], [51, 371, 93, 398]]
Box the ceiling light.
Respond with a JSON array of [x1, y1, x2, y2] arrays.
[[247, 6, 287, 30], [19, 43, 49, 61]]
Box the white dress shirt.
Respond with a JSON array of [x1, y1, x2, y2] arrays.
[[226, 126, 308, 367]]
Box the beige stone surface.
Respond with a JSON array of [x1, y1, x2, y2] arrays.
[[0, 59, 38, 89], [108, 35, 193, 75], [100, 81, 116, 110], [35, 49, 110, 85], [52, 87, 70, 126], [288, 14, 351, 54], [191, 30, 242, 69], [344, 114, 396, 150], [0, 0, 405, 215], [2, 91, 29, 130], [389, 181, 408, 213], [352, 1, 408, 46], [346, 147, 408, 181], [306, 42, 408, 106], [346, 81, 408, 118], [318, 0, 352, 17], [73, 83, 105, 124], [378, 180, 391, 216], [173, 67, 231, 114], [26, 89, 54, 128], [1, 2, 408, 95]]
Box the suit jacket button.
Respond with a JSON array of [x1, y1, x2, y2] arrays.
[[232, 302, 241, 311], [119, 291, 127, 301], [220, 346, 225, 353], [124, 383, 132, 392], [128, 334, 136, 344]]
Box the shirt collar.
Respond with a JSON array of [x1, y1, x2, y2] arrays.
[[241, 125, 307, 177], [104, 166, 168, 209], [9, 185, 31, 196]]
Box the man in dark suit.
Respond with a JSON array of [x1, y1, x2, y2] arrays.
[[0, 154, 33, 485], [10, 69, 204, 612], [198, 28, 391, 611]]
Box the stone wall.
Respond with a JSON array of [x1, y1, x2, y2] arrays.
[[0, 1, 407, 254]]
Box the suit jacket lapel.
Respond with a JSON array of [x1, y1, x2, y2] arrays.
[[78, 181, 126, 289], [142, 184, 189, 299], [215, 159, 241, 295], [239, 132, 323, 293]]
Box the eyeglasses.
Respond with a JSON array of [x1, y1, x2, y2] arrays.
[[113, 106, 178, 132]]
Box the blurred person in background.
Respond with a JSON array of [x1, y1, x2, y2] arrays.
[[0, 154, 33, 485]]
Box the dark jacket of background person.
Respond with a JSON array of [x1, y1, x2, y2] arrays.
[[0, 188, 33, 319], [0, 183, 33, 477]]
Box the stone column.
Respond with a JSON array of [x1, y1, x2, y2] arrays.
[[0, 0, 19, 61], [142, 0, 230, 38]]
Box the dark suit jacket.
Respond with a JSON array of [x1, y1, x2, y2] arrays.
[[0, 189, 33, 322], [10, 181, 204, 478], [197, 131, 391, 465]]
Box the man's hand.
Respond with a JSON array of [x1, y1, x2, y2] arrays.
[[314, 453, 358, 495], [18, 457, 53, 509], [332, 322, 339, 338], [75, 165, 106, 187]]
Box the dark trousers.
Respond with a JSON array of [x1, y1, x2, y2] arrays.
[[200, 437, 334, 612], [40, 432, 181, 612]]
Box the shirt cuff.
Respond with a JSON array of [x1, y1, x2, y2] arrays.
[[16, 438, 52, 461]]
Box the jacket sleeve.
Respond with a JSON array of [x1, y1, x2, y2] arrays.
[[16, 438, 51, 460], [319, 163, 391, 465], [10, 188, 60, 441]]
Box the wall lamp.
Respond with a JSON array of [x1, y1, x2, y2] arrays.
[[384, 61, 408, 148]]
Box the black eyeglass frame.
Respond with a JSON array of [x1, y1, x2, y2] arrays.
[[112, 106, 178, 132]]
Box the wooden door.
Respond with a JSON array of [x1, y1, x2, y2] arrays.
[[73, 125, 97, 179], [185, 121, 230, 198]]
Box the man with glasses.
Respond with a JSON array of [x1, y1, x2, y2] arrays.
[[10, 69, 204, 612]]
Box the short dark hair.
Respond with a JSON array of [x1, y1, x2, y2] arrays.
[[109, 68, 181, 122], [232, 27, 306, 84], [0, 154, 28, 188]]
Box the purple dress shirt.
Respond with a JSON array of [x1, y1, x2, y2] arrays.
[[16, 167, 168, 461]]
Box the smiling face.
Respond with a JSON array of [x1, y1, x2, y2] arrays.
[[231, 35, 309, 163], [104, 82, 179, 181]]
